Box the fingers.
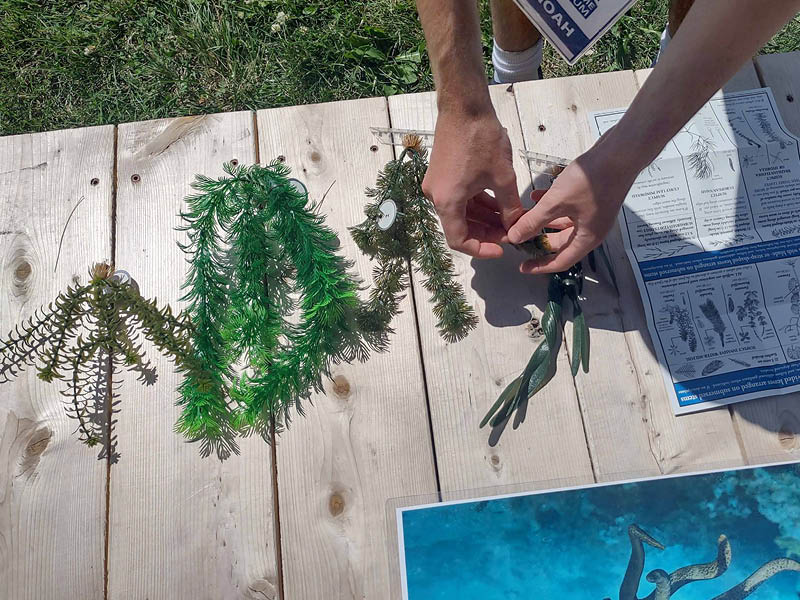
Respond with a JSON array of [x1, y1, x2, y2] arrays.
[[507, 200, 558, 245], [492, 170, 525, 229], [545, 217, 574, 230], [520, 232, 597, 274], [435, 195, 507, 259], [466, 194, 504, 229]]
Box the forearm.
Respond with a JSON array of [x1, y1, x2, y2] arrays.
[[417, 0, 493, 116], [606, 0, 800, 170]]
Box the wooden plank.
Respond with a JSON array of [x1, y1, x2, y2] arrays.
[[256, 98, 438, 600], [756, 52, 800, 136], [0, 125, 113, 598], [515, 71, 745, 481], [729, 53, 800, 463], [387, 86, 595, 494], [109, 114, 280, 599]]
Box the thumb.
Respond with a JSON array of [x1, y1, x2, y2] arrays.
[[508, 199, 557, 244], [492, 169, 524, 230]]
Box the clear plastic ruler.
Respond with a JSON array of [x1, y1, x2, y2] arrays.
[[370, 127, 571, 182]]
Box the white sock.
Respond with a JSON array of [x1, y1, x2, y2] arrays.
[[491, 38, 543, 84], [652, 25, 671, 67]]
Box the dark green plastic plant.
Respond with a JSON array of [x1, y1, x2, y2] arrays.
[[350, 134, 478, 343], [0, 263, 199, 462]]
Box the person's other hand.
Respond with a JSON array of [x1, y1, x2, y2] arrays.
[[507, 136, 641, 274], [422, 108, 525, 259]]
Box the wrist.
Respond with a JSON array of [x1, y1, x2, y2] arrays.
[[594, 120, 664, 176], [436, 83, 494, 120]]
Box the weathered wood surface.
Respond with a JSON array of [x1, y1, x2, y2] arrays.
[[730, 53, 800, 464], [256, 98, 438, 600], [3, 54, 800, 599], [387, 86, 595, 497], [0, 125, 113, 599], [110, 113, 280, 599]]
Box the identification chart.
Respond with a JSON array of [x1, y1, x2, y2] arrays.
[[590, 88, 800, 414]]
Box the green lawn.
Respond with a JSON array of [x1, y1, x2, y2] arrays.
[[1, 0, 798, 135]]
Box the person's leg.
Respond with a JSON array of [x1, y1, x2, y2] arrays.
[[668, 0, 695, 37], [490, 0, 544, 83], [654, 0, 695, 65]]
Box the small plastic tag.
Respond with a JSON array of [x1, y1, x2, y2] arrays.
[[377, 200, 398, 230]]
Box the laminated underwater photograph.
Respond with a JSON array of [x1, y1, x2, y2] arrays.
[[396, 461, 800, 599]]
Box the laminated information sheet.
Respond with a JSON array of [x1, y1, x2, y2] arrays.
[[590, 88, 800, 414]]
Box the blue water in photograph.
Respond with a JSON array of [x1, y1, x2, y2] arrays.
[[400, 463, 800, 599]]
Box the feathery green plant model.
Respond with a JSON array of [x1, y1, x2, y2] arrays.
[[177, 161, 387, 457], [350, 134, 478, 343], [0, 263, 199, 462]]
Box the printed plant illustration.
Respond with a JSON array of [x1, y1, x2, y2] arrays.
[[728, 296, 736, 313], [674, 363, 696, 378], [646, 159, 662, 178], [699, 298, 726, 346], [772, 224, 799, 238], [754, 111, 789, 149], [640, 242, 694, 260], [613, 524, 800, 600], [781, 259, 800, 338], [729, 357, 751, 368], [730, 119, 762, 149], [708, 233, 755, 248], [702, 359, 725, 376], [664, 304, 697, 353], [736, 290, 768, 342], [681, 126, 716, 180]]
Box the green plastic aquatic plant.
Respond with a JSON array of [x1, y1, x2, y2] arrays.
[[350, 134, 478, 343]]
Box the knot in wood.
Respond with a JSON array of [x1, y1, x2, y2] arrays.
[[14, 260, 31, 282], [310, 151, 321, 163], [490, 454, 500, 467], [328, 492, 345, 517], [332, 374, 351, 399]]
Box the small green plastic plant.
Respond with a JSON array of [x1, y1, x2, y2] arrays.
[[350, 134, 478, 343], [0, 263, 199, 462]]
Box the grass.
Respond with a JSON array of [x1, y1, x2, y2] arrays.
[[0, 0, 798, 135]]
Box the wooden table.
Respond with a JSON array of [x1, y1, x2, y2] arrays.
[[2, 51, 800, 600]]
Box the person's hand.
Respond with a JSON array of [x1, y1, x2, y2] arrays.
[[422, 108, 525, 259], [507, 134, 642, 274]]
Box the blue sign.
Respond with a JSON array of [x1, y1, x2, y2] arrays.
[[513, 0, 639, 64]]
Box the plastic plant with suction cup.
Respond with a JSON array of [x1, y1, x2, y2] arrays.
[[0, 262, 198, 462], [350, 134, 478, 343], [177, 160, 388, 457]]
